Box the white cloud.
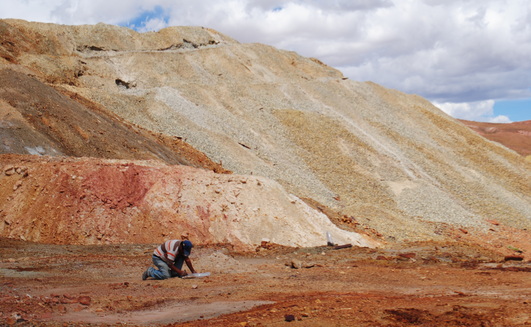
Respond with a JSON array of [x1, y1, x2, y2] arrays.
[[1, 0, 530, 122], [0, 0, 63, 23], [434, 100, 512, 123], [488, 115, 512, 124], [136, 17, 168, 33]]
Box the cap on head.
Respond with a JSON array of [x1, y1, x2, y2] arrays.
[[182, 240, 193, 257]]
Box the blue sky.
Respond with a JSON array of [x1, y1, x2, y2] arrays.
[[1, 0, 530, 123], [124, 6, 169, 31], [493, 100, 531, 122]]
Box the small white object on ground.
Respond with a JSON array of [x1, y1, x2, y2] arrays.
[[182, 272, 211, 279]]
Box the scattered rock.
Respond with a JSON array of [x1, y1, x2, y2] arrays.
[[376, 255, 392, 261], [287, 259, 316, 269], [290, 259, 303, 269], [13, 180, 23, 191], [4, 167, 16, 176], [423, 256, 440, 263], [284, 314, 296, 322], [504, 255, 524, 262], [78, 296, 91, 305], [334, 244, 353, 250], [398, 253, 416, 259], [56, 304, 67, 314]]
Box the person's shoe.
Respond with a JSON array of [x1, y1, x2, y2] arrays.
[[142, 269, 149, 280]]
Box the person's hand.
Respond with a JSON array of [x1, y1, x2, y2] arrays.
[[180, 271, 188, 277]]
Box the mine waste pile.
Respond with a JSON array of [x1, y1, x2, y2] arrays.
[[0, 18, 529, 253]]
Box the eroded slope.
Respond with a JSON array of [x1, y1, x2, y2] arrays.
[[0, 68, 228, 172], [0, 154, 374, 249]]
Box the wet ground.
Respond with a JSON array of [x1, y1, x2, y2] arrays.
[[0, 237, 530, 326]]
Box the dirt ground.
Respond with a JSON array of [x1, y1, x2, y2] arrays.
[[1, 237, 530, 327]]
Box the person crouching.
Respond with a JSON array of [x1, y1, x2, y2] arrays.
[[142, 239, 196, 280]]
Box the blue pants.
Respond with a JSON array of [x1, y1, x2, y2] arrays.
[[147, 255, 185, 280]]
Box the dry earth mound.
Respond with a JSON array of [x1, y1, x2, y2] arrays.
[[0, 154, 374, 250], [0, 19, 530, 249]]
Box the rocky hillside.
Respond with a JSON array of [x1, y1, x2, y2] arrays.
[[0, 19, 529, 252]]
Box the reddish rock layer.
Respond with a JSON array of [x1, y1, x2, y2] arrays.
[[460, 119, 531, 157], [0, 154, 374, 250]]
